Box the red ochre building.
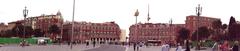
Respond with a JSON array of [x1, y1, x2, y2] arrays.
[[185, 15, 220, 34], [63, 21, 121, 43], [129, 23, 184, 44], [1, 11, 63, 39], [25, 11, 63, 39]]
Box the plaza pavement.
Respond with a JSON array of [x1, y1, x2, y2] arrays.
[[0, 44, 212, 51], [84, 45, 126, 51]]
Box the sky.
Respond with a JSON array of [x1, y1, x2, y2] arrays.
[[1, 0, 240, 33]]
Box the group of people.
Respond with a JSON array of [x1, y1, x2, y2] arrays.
[[85, 41, 96, 47], [212, 41, 239, 51], [161, 43, 170, 51], [133, 42, 144, 51]]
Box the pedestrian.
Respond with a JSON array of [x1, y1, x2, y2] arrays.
[[185, 40, 190, 51], [67, 41, 70, 45], [128, 42, 131, 47], [165, 44, 170, 51], [93, 41, 96, 47], [220, 41, 230, 51], [212, 42, 218, 51], [146, 43, 149, 48], [133, 43, 136, 51], [137, 43, 139, 51], [232, 41, 239, 51], [86, 42, 89, 46], [161, 44, 166, 51], [176, 43, 182, 51]]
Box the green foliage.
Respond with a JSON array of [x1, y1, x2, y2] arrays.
[[192, 26, 211, 41], [0, 38, 45, 44], [177, 28, 190, 45], [48, 24, 60, 34], [191, 40, 215, 47]]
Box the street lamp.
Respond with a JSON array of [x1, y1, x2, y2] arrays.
[[70, 0, 76, 49], [134, 9, 139, 43], [196, 4, 202, 17], [134, 9, 139, 24], [21, 6, 28, 47], [23, 6, 28, 38], [195, 4, 202, 50], [23, 6, 28, 19]]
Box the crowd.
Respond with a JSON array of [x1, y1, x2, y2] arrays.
[[81, 40, 239, 51], [212, 41, 239, 51]]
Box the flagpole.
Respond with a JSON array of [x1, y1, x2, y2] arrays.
[[147, 4, 150, 23], [70, 0, 75, 49]]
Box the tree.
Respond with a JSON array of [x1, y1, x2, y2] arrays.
[[228, 16, 236, 39], [229, 16, 236, 26], [48, 24, 60, 34], [192, 26, 211, 50], [192, 26, 211, 41], [229, 24, 240, 40], [228, 16, 240, 40], [177, 28, 190, 45], [12, 23, 24, 37], [33, 29, 44, 37], [215, 24, 229, 41], [25, 26, 33, 38], [212, 20, 222, 29], [48, 24, 60, 41], [3, 30, 13, 37], [211, 20, 222, 41], [222, 24, 228, 30]]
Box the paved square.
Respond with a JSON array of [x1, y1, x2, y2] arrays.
[[0, 44, 212, 51]]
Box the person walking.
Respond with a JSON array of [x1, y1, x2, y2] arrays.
[[93, 40, 96, 47], [185, 40, 190, 51], [220, 41, 230, 51], [86, 41, 89, 48], [161, 44, 166, 51], [176, 43, 182, 51], [137, 43, 139, 51], [133, 43, 136, 51], [212, 42, 218, 51], [165, 44, 170, 51], [232, 41, 239, 51]]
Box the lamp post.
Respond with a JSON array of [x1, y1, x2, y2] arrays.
[[134, 9, 139, 43], [195, 4, 202, 50], [134, 9, 139, 24], [23, 6, 28, 38], [70, 0, 76, 49], [22, 6, 28, 46]]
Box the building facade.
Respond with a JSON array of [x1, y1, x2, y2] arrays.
[[120, 29, 126, 42], [185, 15, 220, 34], [63, 21, 121, 43], [129, 23, 184, 44], [0, 20, 24, 37], [25, 11, 63, 38], [0, 23, 8, 33], [26, 11, 63, 31]]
